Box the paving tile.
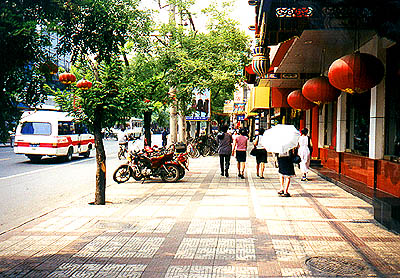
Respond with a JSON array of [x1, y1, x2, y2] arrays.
[[1, 155, 400, 277]]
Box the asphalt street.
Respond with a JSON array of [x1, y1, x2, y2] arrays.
[[0, 135, 162, 234]]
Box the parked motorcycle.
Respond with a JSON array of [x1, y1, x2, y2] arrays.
[[175, 152, 189, 180], [113, 150, 181, 183]]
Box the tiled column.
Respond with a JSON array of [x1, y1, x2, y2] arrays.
[[306, 109, 311, 131], [362, 36, 387, 160], [336, 92, 347, 152], [369, 84, 385, 159], [311, 106, 319, 158], [318, 105, 325, 149]]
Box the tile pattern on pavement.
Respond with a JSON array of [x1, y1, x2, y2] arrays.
[[0, 155, 400, 277]]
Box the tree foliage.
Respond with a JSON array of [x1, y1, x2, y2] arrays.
[[0, 0, 62, 142], [151, 1, 251, 116], [51, 0, 152, 205], [53, 0, 152, 126]]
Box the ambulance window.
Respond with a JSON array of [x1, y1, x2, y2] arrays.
[[75, 123, 89, 134], [58, 121, 75, 135], [21, 122, 52, 135]]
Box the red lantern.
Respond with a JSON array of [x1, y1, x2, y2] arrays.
[[287, 89, 316, 110], [302, 76, 341, 105], [59, 72, 76, 84], [76, 79, 92, 90], [328, 52, 385, 94]]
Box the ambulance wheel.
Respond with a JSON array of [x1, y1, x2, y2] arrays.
[[65, 148, 73, 162], [27, 155, 42, 163]]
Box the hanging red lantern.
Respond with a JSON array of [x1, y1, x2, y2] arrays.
[[328, 52, 385, 94], [59, 72, 76, 84], [302, 76, 341, 105], [287, 89, 316, 110], [76, 79, 92, 90]]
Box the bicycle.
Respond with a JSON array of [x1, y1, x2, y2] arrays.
[[118, 143, 128, 160]]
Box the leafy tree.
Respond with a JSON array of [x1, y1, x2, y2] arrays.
[[0, 0, 62, 142], [53, 0, 152, 205], [152, 1, 250, 122]]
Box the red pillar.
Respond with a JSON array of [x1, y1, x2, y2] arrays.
[[299, 111, 306, 131], [311, 106, 319, 159]]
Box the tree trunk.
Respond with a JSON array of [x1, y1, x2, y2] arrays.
[[93, 114, 106, 205], [178, 113, 186, 143], [144, 110, 152, 146], [196, 121, 200, 138], [169, 87, 178, 145]]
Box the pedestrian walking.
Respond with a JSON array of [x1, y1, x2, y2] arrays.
[[232, 128, 248, 179], [161, 128, 168, 147], [298, 128, 313, 181], [253, 128, 268, 179], [276, 148, 296, 197], [217, 125, 233, 177]]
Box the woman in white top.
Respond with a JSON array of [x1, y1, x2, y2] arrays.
[[253, 128, 268, 178], [297, 128, 313, 181]]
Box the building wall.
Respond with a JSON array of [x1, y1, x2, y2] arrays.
[[319, 36, 400, 198]]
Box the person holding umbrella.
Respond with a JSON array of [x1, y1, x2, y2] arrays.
[[276, 149, 296, 197], [232, 128, 248, 179], [260, 124, 300, 197]]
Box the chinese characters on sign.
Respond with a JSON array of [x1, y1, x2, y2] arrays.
[[233, 103, 246, 114]]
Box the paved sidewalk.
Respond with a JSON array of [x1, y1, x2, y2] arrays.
[[0, 155, 400, 277]]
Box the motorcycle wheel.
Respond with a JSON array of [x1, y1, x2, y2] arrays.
[[113, 165, 131, 183], [161, 164, 180, 182], [178, 166, 185, 180], [132, 166, 143, 181]]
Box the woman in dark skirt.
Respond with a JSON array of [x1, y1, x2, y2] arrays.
[[277, 148, 295, 197]]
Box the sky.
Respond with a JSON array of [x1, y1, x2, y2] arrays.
[[140, 0, 256, 37]]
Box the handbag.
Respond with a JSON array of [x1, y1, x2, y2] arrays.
[[290, 149, 301, 164], [250, 147, 258, 156], [291, 154, 301, 164]]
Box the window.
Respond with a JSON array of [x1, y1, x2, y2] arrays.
[[21, 122, 52, 135], [346, 92, 370, 156], [75, 123, 89, 134], [58, 121, 75, 135], [323, 102, 336, 147], [385, 44, 400, 161]]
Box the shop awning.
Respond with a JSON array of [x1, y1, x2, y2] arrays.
[[250, 86, 270, 112], [268, 38, 296, 73], [276, 29, 375, 74]]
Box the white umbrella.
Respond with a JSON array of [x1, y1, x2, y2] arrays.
[[260, 124, 300, 154]]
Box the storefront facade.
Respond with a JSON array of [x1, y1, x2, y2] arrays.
[[246, 0, 400, 230]]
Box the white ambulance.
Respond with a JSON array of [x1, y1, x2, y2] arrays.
[[14, 110, 94, 162]]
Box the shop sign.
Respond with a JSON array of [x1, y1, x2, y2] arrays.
[[237, 115, 245, 121], [233, 103, 246, 114], [186, 89, 211, 121], [234, 89, 244, 103], [266, 73, 299, 79], [282, 73, 298, 79], [223, 100, 234, 114]]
